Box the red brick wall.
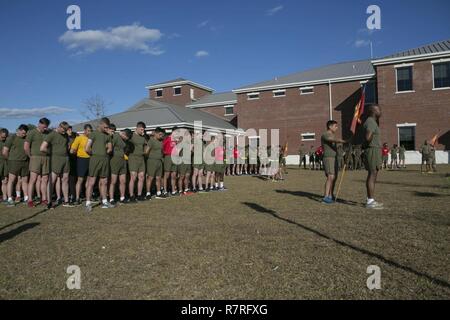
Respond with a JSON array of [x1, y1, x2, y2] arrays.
[[376, 59, 450, 150], [235, 81, 363, 154], [149, 84, 211, 106]]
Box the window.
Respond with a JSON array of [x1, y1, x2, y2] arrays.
[[433, 62, 450, 89], [224, 105, 234, 116], [273, 89, 286, 97], [364, 80, 377, 105], [155, 89, 163, 98], [398, 126, 415, 151], [247, 92, 260, 100], [396, 66, 413, 92], [173, 86, 182, 96], [301, 133, 315, 141], [300, 87, 314, 95]]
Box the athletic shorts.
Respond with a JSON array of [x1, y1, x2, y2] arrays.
[[110, 156, 127, 176], [364, 147, 382, 172], [8, 160, 29, 177], [214, 163, 226, 174], [51, 156, 70, 175], [69, 155, 77, 176], [193, 163, 205, 171], [89, 156, 110, 178], [77, 157, 90, 177], [204, 164, 215, 173], [163, 155, 177, 173], [29, 155, 50, 175], [147, 158, 163, 177], [128, 155, 145, 173], [177, 163, 192, 176], [323, 157, 338, 176], [0, 160, 8, 179]]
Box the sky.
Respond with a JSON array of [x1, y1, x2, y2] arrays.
[[0, 0, 449, 131]]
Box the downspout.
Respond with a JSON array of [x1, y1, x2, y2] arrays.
[[328, 80, 333, 120]]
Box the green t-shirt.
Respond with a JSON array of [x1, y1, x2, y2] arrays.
[[45, 131, 68, 157], [0, 140, 7, 161], [5, 135, 28, 161], [26, 128, 48, 156], [421, 144, 431, 155], [112, 133, 126, 158], [363, 117, 381, 148], [147, 137, 163, 160], [129, 133, 146, 157], [390, 147, 397, 157], [399, 147, 406, 157], [89, 131, 111, 157], [321, 131, 337, 158]]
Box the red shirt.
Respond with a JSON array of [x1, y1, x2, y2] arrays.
[[162, 136, 176, 156], [382, 147, 389, 156], [233, 147, 239, 159], [215, 146, 224, 161]]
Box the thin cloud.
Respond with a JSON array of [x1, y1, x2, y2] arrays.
[[195, 50, 209, 58], [354, 39, 371, 48], [0, 107, 73, 119], [267, 5, 284, 16], [59, 23, 164, 55], [198, 20, 210, 28]]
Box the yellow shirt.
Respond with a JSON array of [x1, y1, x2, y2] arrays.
[[71, 135, 90, 158]]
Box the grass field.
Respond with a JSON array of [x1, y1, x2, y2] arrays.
[[0, 165, 449, 299]]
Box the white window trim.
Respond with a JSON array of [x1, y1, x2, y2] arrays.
[[173, 86, 182, 96], [394, 63, 414, 68], [247, 92, 260, 100], [397, 124, 416, 150], [223, 105, 235, 116], [155, 88, 163, 98], [432, 61, 450, 90], [395, 65, 414, 94], [301, 133, 316, 141], [300, 86, 314, 95], [273, 89, 286, 98]]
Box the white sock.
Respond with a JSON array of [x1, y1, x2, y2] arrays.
[[146, 192, 151, 196], [367, 198, 375, 205], [8, 197, 12, 201], [185, 189, 189, 192], [220, 182, 224, 188], [16, 191, 21, 198], [102, 199, 108, 205], [215, 183, 219, 188], [86, 201, 92, 206], [24, 196, 29, 201], [156, 191, 161, 196], [120, 197, 125, 201]]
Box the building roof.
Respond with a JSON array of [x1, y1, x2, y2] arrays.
[[233, 60, 375, 93], [186, 92, 237, 108], [372, 39, 450, 65], [145, 78, 214, 92], [72, 98, 237, 132]]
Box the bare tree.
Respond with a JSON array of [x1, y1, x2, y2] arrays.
[[81, 94, 110, 120]]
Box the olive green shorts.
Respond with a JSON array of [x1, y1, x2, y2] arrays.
[[89, 156, 110, 178], [204, 164, 215, 173], [128, 156, 145, 173], [163, 155, 177, 173], [364, 147, 382, 172], [30, 155, 50, 175], [193, 163, 205, 171], [214, 163, 226, 174], [51, 156, 70, 175], [110, 156, 127, 176], [177, 163, 192, 176], [323, 157, 338, 176], [0, 160, 8, 179], [147, 158, 163, 177], [8, 160, 29, 177]]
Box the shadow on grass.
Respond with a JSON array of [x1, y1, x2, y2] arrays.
[[413, 191, 448, 198], [0, 223, 40, 244], [275, 189, 360, 206], [0, 207, 49, 232], [242, 202, 450, 290], [354, 179, 449, 189]]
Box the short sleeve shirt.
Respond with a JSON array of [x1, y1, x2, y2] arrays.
[[321, 131, 337, 158], [5, 135, 28, 161], [45, 131, 68, 157], [112, 133, 126, 158], [129, 133, 146, 157], [26, 129, 48, 156], [89, 131, 111, 157], [363, 117, 381, 148], [147, 138, 163, 160]]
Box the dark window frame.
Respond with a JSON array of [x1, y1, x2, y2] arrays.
[[433, 62, 450, 89], [396, 66, 413, 92], [398, 126, 416, 151]]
